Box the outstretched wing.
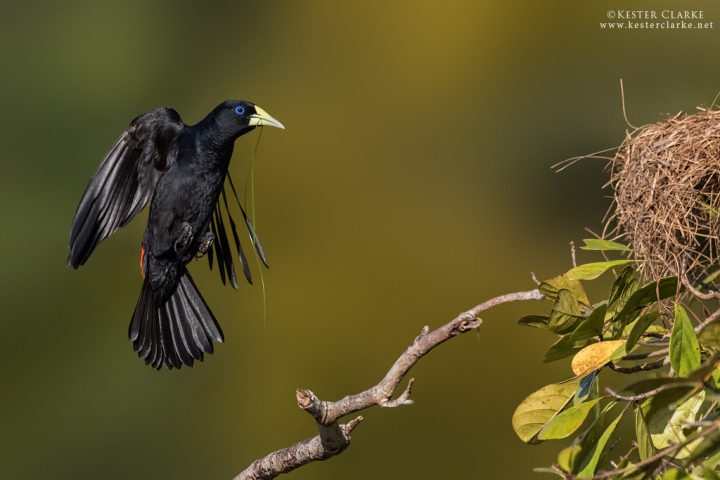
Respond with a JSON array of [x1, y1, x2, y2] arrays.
[[68, 108, 184, 268]]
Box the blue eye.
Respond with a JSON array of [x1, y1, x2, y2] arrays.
[[234, 105, 245, 115]]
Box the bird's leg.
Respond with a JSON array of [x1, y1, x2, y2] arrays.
[[174, 222, 194, 253], [196, 231, 215, 258]]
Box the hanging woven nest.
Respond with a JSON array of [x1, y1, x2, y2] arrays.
[[605, 108, 720, 282]]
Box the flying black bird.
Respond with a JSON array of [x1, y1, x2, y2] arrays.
[[68, 100, 284, 370]]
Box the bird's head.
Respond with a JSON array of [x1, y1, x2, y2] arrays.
[[209, 100, 284, 140]]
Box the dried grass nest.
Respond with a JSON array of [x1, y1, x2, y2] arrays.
[[604, 108, 720, 282]]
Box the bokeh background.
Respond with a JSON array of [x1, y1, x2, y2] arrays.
[[2, 1, 720, 478]]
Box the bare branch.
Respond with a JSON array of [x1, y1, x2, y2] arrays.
[[681, 274, 719, 301], [607, 357, 669, 374], [233, 289, 545, 479], [604, 382, 696, 402], [679, 257, 720, 301], [696, 306, 720, 333], [382, 379, 414, 408]]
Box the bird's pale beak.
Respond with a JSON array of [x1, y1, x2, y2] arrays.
[[249, 106, 285, 129]]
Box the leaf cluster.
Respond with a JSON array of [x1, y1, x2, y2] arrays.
[[514, 240, 720, 479]]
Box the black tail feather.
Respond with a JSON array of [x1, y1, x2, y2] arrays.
[[240, 204, 268, 268], [204, 176, 269, 289], [167, 302, 192, 368], [129, 269, 223, 370], [209, 214, 227, 286], [214, 204, 238, 289], [221, 189, 252, 284], [206, 241, 214, 271], [159, 307, 180, 369], [176, 286, 212, 354], [226, 174, 269, 268], [180, 273, 224, 342]]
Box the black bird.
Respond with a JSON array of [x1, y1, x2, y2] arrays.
[[68, 100, 284, 370]]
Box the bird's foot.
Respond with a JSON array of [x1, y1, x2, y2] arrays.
[[174, 222, 194, 253], [196, 231, 215, 258]]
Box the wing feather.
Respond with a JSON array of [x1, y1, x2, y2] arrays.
[[68, 108, 184, 268]]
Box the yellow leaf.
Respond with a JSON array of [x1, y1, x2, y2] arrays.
[[571, 340, 626, 377]]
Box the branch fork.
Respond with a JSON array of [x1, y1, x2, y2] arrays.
[[233, 289, 545, 479]]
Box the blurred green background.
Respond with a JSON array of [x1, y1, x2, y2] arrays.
[[1, 1, 719, 478]]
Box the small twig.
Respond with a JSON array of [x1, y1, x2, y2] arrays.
[[696, 306, 720, 333], [640, 332, 665, 339], [702, 401, 719, 421], [570, 241, 577, 268], [382, 379, 414, 408], [530, 272, 540, 286], [605, 382, 695, 402], [607, 357, 669, 374], [680, 258, 720, 301]]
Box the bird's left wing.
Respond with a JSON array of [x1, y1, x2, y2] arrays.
[[68, 108, 185, 268]]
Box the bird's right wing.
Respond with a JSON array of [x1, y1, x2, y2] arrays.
[[68, 108, 185, 268]]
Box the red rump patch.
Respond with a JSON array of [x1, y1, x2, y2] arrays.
[[140, 247, 146, 278]]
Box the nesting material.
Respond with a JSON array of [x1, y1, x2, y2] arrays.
[[607, 109, 720, 281]]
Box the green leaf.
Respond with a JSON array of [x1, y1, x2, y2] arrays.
[[538, 398, 602, 440], [572, 402, 616, 475], [687, 353, 720, 382], [670, 304, 701, 378], [703, 268, 720, 285], [647, 390, 705, 458], [558, 445, 582, 473], [518, 315, 549, 329], [692, 465, 720, 480], [609, 456, 630, 480], [577, 404, 625, 477], [614, 277, 639, 315], [615, 277, 677, 334], [567, 260, 638, 281], [539, 274, 591, 308], [613, 277, 676, 337], [615, 277, 679, 323], [581, 239, 631, 251], [634, 404, 656, 461], [571, 304, 608, 342], [548, 289, 584, 334], [574, 371, 597, 405], [703, 447, 720, 470], [699, 320, 720, 349], [616, 460, 662, 480], [659, 469, 690, 480], [612, 311, 643, 340], [626, 312, 662, 351], [641, 385, 699, 419], [512, 382, 579, 444], [609, 266, 635, 306], [609, 342, 629, 362], [544, 335, 596, 363], [686, 427, 720, 465]]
